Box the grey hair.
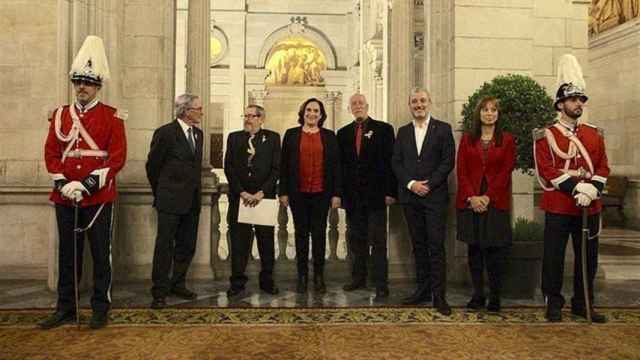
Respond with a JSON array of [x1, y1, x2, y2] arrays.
[[175, 93, 200, 119], [408, 87, 432, 103], [247, 104, 266, 117]]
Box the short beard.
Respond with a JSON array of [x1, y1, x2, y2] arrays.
[[565, 108, 583, 120]]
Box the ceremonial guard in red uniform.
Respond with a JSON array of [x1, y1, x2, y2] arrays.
[[534, 80, 609, 323], [39, 36, 127, 330]]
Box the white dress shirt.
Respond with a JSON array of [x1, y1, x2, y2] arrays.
[[177, 118, 197, 143], [407, 114, 431, 190]]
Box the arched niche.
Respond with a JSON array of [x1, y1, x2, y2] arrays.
[[258, 24, 338, 70], [263, 36, 328, 86]]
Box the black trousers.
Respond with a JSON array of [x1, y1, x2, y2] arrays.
[[345, 192, 388, 288], [151, 198, 200, 299], [289, 192, 330, 277], [542, 212, 600, 310], [55, 203, 113, 314], [402, 202, 447, 299], [467, 244, 508, 299], [227, 197, 276, 290]]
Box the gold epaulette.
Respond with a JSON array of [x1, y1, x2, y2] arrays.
[[582, 122, 604, 137], [532, 127, 546, 141], [115, 108, 128, 121]]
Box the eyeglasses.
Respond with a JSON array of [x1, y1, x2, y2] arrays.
[[242, 114, 261, 119], [188, 107, 203, 112]]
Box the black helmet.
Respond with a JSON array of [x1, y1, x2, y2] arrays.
[[554, 83, 588, 111]]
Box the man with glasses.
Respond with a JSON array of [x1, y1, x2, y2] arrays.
[[146, 94, 203, 309], [224, 105, 281, 298]]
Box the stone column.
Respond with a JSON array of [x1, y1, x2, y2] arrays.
[[186, 0, 211, 165], [388, 0, 414, 125]]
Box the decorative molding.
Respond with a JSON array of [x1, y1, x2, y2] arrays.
[[257, 22, 338, 69], [366, 39, 383, 80], [287, 16, 308, 35], [414, 31, 424, 51]]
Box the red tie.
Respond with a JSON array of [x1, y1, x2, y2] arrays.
[[355, 122, 363, 156]]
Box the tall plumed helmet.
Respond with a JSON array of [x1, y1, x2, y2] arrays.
[[69, 35, 111, 86], [554, 54, 588, 111]]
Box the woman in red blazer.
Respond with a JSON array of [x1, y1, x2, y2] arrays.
[[456, 96, 516, 312]]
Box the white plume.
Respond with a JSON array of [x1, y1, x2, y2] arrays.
[[556, 54, 585, 89], [69, 35, 111, 82]]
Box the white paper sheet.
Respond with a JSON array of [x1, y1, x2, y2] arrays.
[[237, 198, 279, 226]]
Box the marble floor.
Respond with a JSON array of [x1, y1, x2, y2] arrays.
[[1, 278, 639, 310], [2, 227, 639, 311]]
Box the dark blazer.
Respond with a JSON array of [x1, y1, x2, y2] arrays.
[[392, 117, 455, 206], [223, 129, 281, 199], [455, 132, 516, 210], [146, 120, 203, 215], [279, 126, 342, 199], [337, 117, 397, 211]]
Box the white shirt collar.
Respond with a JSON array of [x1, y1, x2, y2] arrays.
[[558, 118, 577, 132], [74, 98, 99, 113], [176, 118, 195, 138], [412, 113, 431, 129]]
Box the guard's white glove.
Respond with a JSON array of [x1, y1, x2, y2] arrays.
[[575, 182, 598, 200], [60, 181, 88, 200], [574, 193, 593, 207], [70, 191, 84, 203]]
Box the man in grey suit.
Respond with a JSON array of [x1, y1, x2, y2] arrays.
[[392, 87, 455, 315], [146, 93, 203, 309]]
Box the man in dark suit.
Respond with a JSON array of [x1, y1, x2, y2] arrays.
[[337, 94, 396, 300], [224, 105, 281, 297], [392, 87, 455, 315], [146, 93, 203, 309]]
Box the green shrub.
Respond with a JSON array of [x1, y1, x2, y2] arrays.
[[512, 217, 544, 242], [461, 74, 556, 174]]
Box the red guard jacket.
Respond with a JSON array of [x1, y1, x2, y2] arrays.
[[534, 122, 609, 216], [456, 132, 516, 210], [44, 102, 127, 207]]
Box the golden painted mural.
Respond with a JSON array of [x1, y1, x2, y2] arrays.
[[265, 36, 327, 86], [589, 0, 640, 36]]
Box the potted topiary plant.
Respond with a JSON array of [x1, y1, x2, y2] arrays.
[[502, 217, 545, 298], [460, 74, 556, 299]]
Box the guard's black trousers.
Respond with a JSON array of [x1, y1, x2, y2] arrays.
[[541, 212, 600, 310], [55, 203, 113, 314]]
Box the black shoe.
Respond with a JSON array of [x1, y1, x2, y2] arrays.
[[466, 296, 486, 310], [402, 289, 432, 305], [313, 273, 326, 294], [375, 286, 390, 300], [170, 287, 197, 300], [486, 298, 501, 313], [38, 310, 76, 330], [571, 308, 607, 323], [545, 307, 563, 322], [434, 298, 452, 316], [226, 287, 245, 298], [296, 276, 308, 294], [260, 285, 280, 295], [150, 298, 166, 309], [343, 281, 367, 292], [89, 312, 108, 330]]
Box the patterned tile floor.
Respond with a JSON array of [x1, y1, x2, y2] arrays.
[[1, 278, 639, 310]]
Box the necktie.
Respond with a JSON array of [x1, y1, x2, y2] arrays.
[[355, 122, 363, 156], [187, 127, 196, 153]]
